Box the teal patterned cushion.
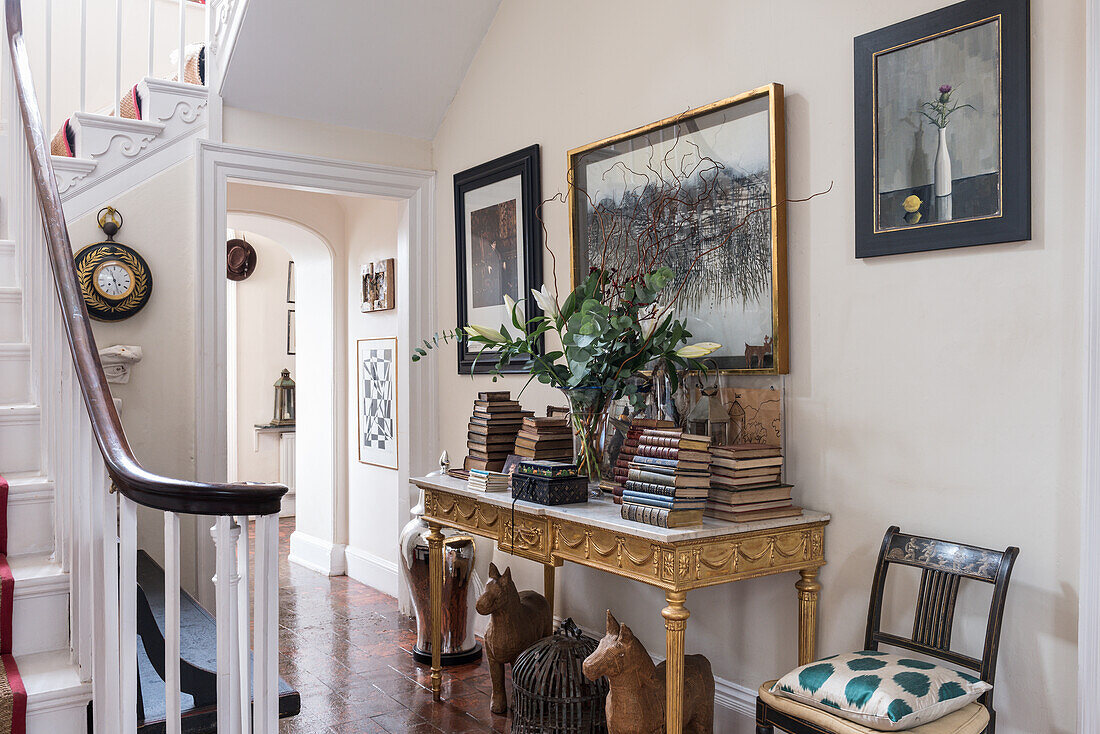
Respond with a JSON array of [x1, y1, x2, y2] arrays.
[[770, 651, 991, 731]]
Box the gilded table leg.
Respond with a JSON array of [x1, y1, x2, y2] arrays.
[[796, 567, 821, 665], [427, 522, 445, 701], [543, 564, 556, 614], [662, 590, 689, 734]]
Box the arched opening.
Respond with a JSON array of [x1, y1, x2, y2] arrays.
[[226, 211, 338, 567]]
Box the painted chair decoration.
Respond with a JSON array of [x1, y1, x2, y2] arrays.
[[756, 526, 1019, 734], [583, 610, 714, 734], [475, 563, 553, 714]]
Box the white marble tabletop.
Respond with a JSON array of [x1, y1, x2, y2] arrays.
[[411, 474, 830, 543]]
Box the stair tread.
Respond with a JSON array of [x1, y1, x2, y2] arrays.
[[6, 554, 64, 585], [70, 111, 166, 133], [0, 405, 38, 415], [0, 343, 30, 353], [14, 650, 89, 703]]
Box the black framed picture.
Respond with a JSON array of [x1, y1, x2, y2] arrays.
[[454, 145, 543, 373], [854, 0, 1030, 258]]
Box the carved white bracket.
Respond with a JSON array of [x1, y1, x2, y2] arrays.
[[51, 157, 97, 195], [99, 345, 143, 384], [69, 113, 165, 159]]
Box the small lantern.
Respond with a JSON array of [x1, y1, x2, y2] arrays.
[[272, 369, 295, 426], [686, 368, 729, 445]]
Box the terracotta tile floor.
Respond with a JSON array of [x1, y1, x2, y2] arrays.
[[274, 519, 510, 734]]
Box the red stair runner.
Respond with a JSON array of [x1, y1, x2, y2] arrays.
[[0, 477, 26, 734]]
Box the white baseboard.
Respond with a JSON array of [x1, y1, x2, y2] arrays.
[[553, 615, 756, 725], [288, 531, 347, 576], [345, 546, 399, 597]]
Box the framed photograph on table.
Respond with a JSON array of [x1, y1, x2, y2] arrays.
[[568, 85, 789, 373], [357, 337, 398, 468], [854, 0, 1030, 257], [454, 145, 543, 374]]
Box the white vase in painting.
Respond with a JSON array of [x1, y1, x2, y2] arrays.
[[934, 126, 952, 198]]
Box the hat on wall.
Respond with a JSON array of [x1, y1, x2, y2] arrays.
[[226, 238, 257, 281]]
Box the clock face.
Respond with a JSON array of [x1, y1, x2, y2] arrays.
[[93, 261, 135, 299], [74, 242, 152, 322]]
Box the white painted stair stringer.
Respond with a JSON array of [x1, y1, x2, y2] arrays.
[[53, 77, 209, 220]]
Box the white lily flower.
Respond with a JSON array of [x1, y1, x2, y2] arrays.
[[531, 284, 561, 320], [465, 324, 506, 343], [640, 318, 658, 339], [503, 293, 518, 319], [675, 342, 722, 359]]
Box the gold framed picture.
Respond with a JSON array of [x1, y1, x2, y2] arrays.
[[568, 84, 789, 374]]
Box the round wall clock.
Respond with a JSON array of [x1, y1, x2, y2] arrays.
[[75, 207, 153, 322]]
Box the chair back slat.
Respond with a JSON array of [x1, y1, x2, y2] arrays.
[[912, 568, 961, 650], [863, 526, 1019, 692]]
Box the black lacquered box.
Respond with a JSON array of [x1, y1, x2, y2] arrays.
[[511, 472, 588, 505]]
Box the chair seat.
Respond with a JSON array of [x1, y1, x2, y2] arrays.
[[759, 681, 990, 734]]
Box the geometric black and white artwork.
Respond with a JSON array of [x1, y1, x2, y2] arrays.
[[357, 337, 397, 468]]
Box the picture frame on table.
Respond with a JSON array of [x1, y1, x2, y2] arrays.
[[454, 145, 543, 374], [854, 0, 1031, 257], [357, 337, 398, 469], [568, 85, 789, 374]]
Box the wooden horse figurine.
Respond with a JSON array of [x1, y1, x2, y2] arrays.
[[475, 563, 553, 714], [583, 610, 714, 734]]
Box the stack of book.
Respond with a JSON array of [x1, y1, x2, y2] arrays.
[[467, 469, 511, 493], [609, 419, 679, 503], [465, 391, 533, 472], [705, 444, 802, 522], [513, 416, 573, 461], [620, 429, 711, 528]]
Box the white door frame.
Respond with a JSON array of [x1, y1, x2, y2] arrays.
[[194, 140, 437, 609], [1083, 0, 1100, 730]]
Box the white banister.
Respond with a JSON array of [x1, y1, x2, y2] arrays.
[[43, 0, 50, 140], [235, 515, 250, 734], [164, 512, 182, 734], [119, 494, 138, 731], [178, 0, 186, 82], [148, 0, 156, 78], [253, 514, 279, 732], [114, 0, 122, 116], [212, 517, 243, 734], [78, 0, 86, 110]]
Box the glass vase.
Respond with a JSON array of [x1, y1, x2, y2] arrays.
[[561, 387, 612, 493]]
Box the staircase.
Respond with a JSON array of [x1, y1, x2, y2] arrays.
[[0, 245, 91, 730]]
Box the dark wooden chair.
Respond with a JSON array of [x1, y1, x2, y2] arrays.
[[756, 526, 1019, 734]]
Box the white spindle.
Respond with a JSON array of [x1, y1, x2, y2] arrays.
[[164, 512, 182, 734], [236, 516, 251, 733], [148, 0, 156, 78], [43, 0, 51, 178], [178, 0, 186, 82], [119, 495, 138, 731], [253, 514, 280, 733], [114, 0, 122, 116], [79, 0, 87, 110], [213, 517, 243, 734]]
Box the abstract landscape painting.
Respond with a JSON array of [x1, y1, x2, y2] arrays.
[[569, 85, 788, 372]]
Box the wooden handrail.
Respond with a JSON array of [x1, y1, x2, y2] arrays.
[[4, 0, 285, 516]]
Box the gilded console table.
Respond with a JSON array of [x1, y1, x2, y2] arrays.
[[412, 474, 830, 734]]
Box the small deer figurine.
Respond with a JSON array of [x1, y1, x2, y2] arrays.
[[583, 610, 714, 734], [475, 563, 553, 714]]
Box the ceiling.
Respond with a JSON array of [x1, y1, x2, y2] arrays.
[[221, 0, 501, 140]]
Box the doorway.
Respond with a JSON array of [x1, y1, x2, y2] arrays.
[[195, 141, 438, 611]]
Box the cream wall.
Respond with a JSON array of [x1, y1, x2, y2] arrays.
[[232, 231, 294, 485], [430, 2, 1084, 733], [223, 107, 433, 171], [67, 160, 204, 596], [342, 196, 403, 595]]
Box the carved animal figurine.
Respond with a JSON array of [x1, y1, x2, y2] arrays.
[[475, 563, 553, 714], [744, 336, 773, 368], [583, 611, 714, 734]]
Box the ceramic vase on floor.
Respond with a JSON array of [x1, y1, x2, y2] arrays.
[[398, 456, 482, 665]]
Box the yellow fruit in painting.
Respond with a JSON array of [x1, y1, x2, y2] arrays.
[[903, 194, 922, 213]]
